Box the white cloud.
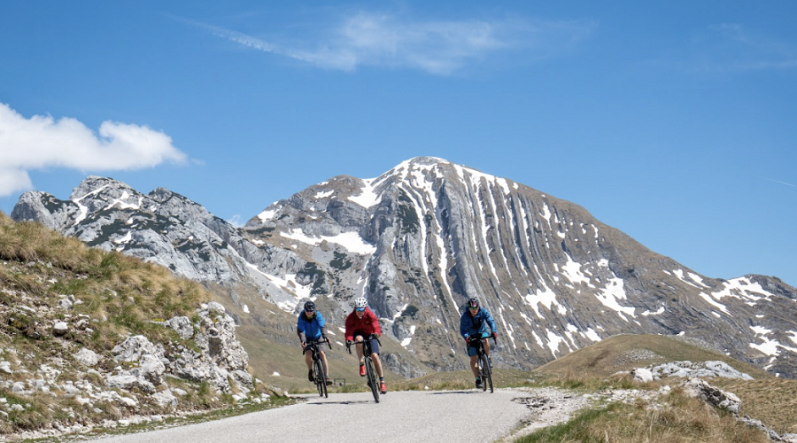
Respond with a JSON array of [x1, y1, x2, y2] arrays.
[[765, 178, 797, 188], [0, 103, 187, 197], [184, 12, 595, 75], [685, 24, 797, 73]]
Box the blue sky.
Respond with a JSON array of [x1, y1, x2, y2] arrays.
[[1, 1, 795, 287]]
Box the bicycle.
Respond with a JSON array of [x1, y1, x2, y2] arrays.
[[468, 336, 495, 393], [346, 334, 382, 403], [304, 337, 331, 398]]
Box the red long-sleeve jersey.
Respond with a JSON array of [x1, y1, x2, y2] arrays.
[[344, 307, 381, 341]]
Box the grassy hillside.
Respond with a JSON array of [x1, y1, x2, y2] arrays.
[[0, 213, 283, 436], [534, 334, 771, 380], [519, 334, 797, 441]]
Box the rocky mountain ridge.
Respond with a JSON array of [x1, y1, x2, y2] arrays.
[[11, 157, 797, 379]]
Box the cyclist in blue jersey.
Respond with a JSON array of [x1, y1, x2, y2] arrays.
[[297, 301, 331, 385], [460, 298, 497, 388]]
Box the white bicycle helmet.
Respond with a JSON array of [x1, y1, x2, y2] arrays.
[[353, 297, 367, 309]]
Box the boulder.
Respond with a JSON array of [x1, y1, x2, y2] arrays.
[[74, 348, 99, 367]]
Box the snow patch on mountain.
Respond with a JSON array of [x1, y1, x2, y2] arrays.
[[256, 204, 280, 222], [672, 269, 702, 289], [348, 178, 381, 208], [712, 277, 776, 303], [642, 306, 666, 316], [110, 190, 143, 210], [749, 326, 797, 361], [525, 285, 566, 318], [280, 229, 376, 255], [698, 292, 729, 314], [595, 277, 635, 319]]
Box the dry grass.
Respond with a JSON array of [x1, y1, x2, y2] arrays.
[[715, 378, 797, 436], [516, 387, 770, 443]]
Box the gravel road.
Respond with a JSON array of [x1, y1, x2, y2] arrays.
[[85, 387, 588, 443]]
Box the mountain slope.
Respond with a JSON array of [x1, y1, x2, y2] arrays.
[[0, 213, 274, 436], [11, 157, 797, 379]]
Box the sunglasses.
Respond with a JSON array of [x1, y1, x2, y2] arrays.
[[468, 306, 479, 310], [356, 307, 365, 312], [305, 309, 315, 313]]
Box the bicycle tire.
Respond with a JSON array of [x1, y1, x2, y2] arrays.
[[481, 353, 494, 393], [478, 353, 488, 392], [314, 357, 328, 398], [365, 357, 379, 403]]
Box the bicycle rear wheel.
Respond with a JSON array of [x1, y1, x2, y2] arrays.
[[480, 353, 493, 393], [314, 358, 328, 398], [365, 357, 379, 403]]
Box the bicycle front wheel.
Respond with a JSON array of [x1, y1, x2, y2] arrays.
[[480, 353, 493, 393], [365, 357, 379, 403], [314, 358, 328, 398]]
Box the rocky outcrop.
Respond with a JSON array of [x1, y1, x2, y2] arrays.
[[632, 360, 754, 382], [684, 378, 797, 443], [168, 302, 253, 396]]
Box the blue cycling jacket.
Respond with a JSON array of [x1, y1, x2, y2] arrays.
[[459, 307, 497, 339], [297, 311, 326, 341]]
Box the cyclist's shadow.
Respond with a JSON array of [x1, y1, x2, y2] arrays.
[[305, 400, 374, 406], [429, 390, 486, 395]]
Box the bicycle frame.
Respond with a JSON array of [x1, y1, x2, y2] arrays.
[[304, 338, 330, 398], [468, 336, 495, 393]]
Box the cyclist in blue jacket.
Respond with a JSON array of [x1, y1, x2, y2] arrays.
[[297, 301, 331, 385], [460, 298, 497, 388]]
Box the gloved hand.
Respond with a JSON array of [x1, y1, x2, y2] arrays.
[[346, 340, 352, 346], [464, 336, 470, 343], [370, 333, 379, 340], [322, 335, 328, 343], [491, 332, 497, 340]]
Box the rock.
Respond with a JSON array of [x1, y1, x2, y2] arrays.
[[53, 321, 69, 335], [74, 348, 99, 367], [632, 368, 654, 383], [106, 373, 156, 395], [166, 316, 194, 340], [683, 378, 741, 415], [169, 305, 252, 394], [651, 361, 752, 380], [133, 354, 166, 385], [112, 335, 164, 363], [58, 297, 73, 310], [151, 389, 178, 408]]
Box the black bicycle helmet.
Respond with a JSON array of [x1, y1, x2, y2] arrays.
[[304, 301, 316, 311], [467, 298, 479, 308]]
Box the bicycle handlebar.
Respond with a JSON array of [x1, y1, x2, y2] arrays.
[[467, 336, 497, 345], [345, 335, 382, 354], [303, 337, 332, 355]]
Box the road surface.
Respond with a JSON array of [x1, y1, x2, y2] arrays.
[[87, 388, 542, 443]]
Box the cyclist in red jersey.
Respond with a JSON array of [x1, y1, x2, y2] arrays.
[[345, 297, 387, 394]]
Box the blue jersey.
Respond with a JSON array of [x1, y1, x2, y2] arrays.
[[460, 308, 497, 339], [297, 311, 326, 341]]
